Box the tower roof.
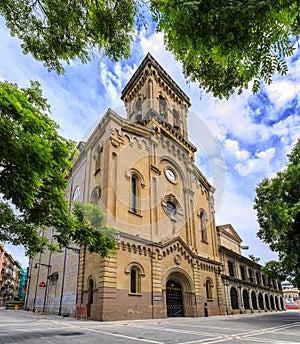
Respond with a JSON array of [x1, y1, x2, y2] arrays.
[[121, 53, 191, 106]]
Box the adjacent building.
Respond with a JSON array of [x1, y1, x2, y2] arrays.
[[218, 225, 284, 313], [25, 54, 284, 319], [0, 244, 22, 306], [282, 281, 300, 304]]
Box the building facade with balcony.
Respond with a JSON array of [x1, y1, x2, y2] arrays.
[[0, 244, 22, 306]]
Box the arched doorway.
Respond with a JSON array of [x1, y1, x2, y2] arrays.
[[270, 295, 275, 310], [243, 289, 250, 310], [265, 294, 270, 310], [275, 296, 279, 310], [251, 291, 258, 310], [166, 279, 183, 317], [87, 278, 94, 318], [230, 287, 239, 310], [258, 292, 264, 310]]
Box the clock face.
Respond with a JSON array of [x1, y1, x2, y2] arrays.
[[165, 168, 176, 183]]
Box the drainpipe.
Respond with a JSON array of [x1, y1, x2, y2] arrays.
[[58, 247, 67, 316]]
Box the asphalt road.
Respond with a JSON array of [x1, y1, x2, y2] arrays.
[[0, 308, 299, 344]]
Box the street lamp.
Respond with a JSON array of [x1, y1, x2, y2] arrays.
[[58, 247, 80, 316], [32, 262, 52, 312]]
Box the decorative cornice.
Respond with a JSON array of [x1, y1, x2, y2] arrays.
[[117, 232, 222, 273]]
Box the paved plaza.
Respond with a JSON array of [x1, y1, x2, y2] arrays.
[[0, 308, 299, 344]]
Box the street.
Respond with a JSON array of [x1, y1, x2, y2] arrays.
[[0, 308, 299, 344]]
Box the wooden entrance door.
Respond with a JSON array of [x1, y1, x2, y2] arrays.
[[166, 280, 183, 317]]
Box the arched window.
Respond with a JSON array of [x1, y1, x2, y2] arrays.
[[205, 279, 213, 299], [90, 186, 100, 206], [130, 267, 142, 294], [159, 95, 167, 117], [126, 169, 145, 215], [95, 153, 101, 175], [72, 185, 80, 206], [131, 175, 137, 213], [131, 269, 137, 293], [173, 109, 180, 129], [251, 291, 258, 310], [199, 210, 208, 242], [243, 290, 250, 309], [230, 287, 239, 309], [136, 98, 142, 121]]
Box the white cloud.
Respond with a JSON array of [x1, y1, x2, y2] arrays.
[[235, 147, 276, 177], [272, 113, 300, 147], [224, 139, 250, 161], [98, 60, 137, 107], [216, 182, 277, 264], [268, 80, 299, 107]]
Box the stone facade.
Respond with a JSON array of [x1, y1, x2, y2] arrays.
[[25, 54, 283, 319], [217, 225, 284, 314]]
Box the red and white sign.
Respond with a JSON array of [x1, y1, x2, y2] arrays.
[[39, 281, 46, 288]]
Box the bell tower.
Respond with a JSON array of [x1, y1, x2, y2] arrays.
[[121, 53, 191, 139]]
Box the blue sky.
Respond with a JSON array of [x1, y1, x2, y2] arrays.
[[1, 16, 300, 268]]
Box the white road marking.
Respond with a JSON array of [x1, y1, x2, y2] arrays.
[[176, 321, 300, 344]]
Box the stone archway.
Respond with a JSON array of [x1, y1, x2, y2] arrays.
[[163, 267, 195, 318], [166, 279, 183, 317]]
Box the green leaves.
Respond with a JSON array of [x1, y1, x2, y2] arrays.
[[0, 73, 117, 259], [1, 1, 299, 97], [0, 0, 137, 74], [254, 139, 300, 287], [0, 81, 77, 256], [72, 202, 117, 257], [151, 0, 297, 98], [261, 260, 286, 281]]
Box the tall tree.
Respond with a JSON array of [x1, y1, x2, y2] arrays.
[[254, 139, 300, 287], [1, 1, 299, 98], [0, 0, 139, 74], [0, 81, 117, 257]]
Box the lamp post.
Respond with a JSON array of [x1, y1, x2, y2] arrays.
[[33, 262, 51, 312], [58, 247, 80, 316]]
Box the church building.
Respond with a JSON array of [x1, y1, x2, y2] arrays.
[[25, 54, 284, 320]]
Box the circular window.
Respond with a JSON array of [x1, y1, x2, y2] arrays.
[[162, 194, 184, 221], [166, 201, 176, 216]]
